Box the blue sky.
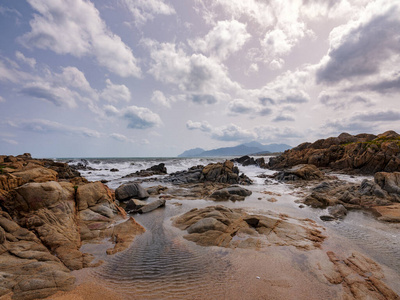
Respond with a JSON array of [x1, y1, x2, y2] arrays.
[[0, 0, 399, 157]]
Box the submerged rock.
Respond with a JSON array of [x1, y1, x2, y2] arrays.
[[173, 206, 325, 250]]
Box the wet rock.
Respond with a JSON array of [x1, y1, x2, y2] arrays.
[[173, 206, 325, 250], [371, 204, 400, 222], [273, 164, 324, 182], [269, 131, 400, 174], [115, 183, 149, 201], [138, 199, 166, 214], [110, 168, 119, 172], [125, 199, 148, 212], [123, 163, 167, 177], [147, 185, 168, 195], [209, 185, 252, 201], [328, 204, 347, 218]]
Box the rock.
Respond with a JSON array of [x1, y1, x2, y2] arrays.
[[320, 215, 336, 221], [209, 186, 252, 201], [269, 131, 400, 174], [273, 164, 324, 181], [173, 206, 325, 250], [10, 181, 85, 270], [138, 199, 166, 214], [187, 217, 228, 234], [123, 163, 167, 177], [325, 251, 400, 300], [105, 217, 145, 255], [374, 172, 400, 195], [12, 166, 58, 183], [76, 181, 114, 211], [371, 204, 400, 222], [327, 204, 347, 219], [147, 185, 168, 195], [42, 160, 81, 179], [115, 183, 149, 201], [0, 173, 24, 191], [125, 199, 148, 212], [110, 168, 119, 172]]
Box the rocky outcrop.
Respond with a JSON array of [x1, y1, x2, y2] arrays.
[[232, 156, 267, 168], [324, 251, 400, 300], [166, 160, 252, 185], [209, 186, 252, 201], [269, 131, 400, 174], [123, 163, 167, 178], [115, 183, 149, 201], [374, 172, 400, 195], [272, 164, 324, 182], [0, 209, 75, 299], [173, 206, 325, 250]]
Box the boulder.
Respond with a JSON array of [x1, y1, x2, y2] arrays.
[[12, 166, 58, 183], [115, 183, 149, 201], [374, 172, 400, 195], [76, 181, 114, 211], [371, 204, 400, 222], [138, 199, 166, 214], [173, 206, 325, 250], [273, 164, 324, 181], [125, 199, 148, 212], [209, 186, 252, 201]]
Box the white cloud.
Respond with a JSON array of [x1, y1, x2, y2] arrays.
[[255, 125, 303, 142], [110, 133, 134, 143], [20, 0, 141, 77], [145, 39, 240, 104], [123, 0, 175, 27], [316, 0, 400, 84], [186, 120, 212, 132], [103, 104, 120, 116], [189, 20, 251, 60], [2, 138, 18, 145], [15, 51, 36, 68], [227, 98, 272, 117], [10, 119, 101, 138], [272, 114, 295, 122], [187, 120, 256, 142], [100, 79, 131, 103], [0, 96, 5, 103], [151, 90, 173, 108], [122, 105, 162, 129]]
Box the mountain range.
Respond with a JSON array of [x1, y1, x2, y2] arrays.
[[178, 141, 292, 157]]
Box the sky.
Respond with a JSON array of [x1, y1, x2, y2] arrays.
[[0, 0, 399, 158]]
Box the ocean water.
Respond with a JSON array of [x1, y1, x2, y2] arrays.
[[63, 156, 400, 299]]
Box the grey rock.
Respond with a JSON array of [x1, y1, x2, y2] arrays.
[[115, 183, 149, 201], [328, 204, 347, 219], [187, 217, 228, 234], [210, 186, 252, 201], [126, 199, 148, 212], [138, 199, 166, 214]]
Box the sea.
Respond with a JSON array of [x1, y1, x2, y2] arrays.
[[57, 156, 400, 299]]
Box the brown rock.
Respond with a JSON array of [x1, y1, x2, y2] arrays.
[[371, 204, 400, 222], [13, 166, 58, 183], [76, 181, 114, 211]]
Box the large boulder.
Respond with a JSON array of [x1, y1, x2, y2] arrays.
[[12, 165, 58, 183], [115, 183, 149, 201], [0, 210, 75, 299], [374, 172, 400, 195], [76, 181, 114, 211], [10, 181, 86, 270], [173, 206, 325, 250], [209, 186, 252, 201]]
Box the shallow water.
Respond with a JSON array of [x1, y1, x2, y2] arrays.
[[70, 157, 400, 298]]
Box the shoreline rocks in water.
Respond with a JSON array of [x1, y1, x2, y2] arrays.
[[173, 205, 325, 250], [0, 154, 145, 299], [269, 130, 400, 174]]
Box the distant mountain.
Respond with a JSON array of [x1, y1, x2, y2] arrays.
[[178, 142, 292, 157], [178, 147, 205, 157]]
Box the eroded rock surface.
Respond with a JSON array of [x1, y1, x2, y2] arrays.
[[272, 164, 325, 182], [173, 206, 325, 250], [269, 131, 400, 174]]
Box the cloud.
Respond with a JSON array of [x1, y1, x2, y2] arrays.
[[316, 1, 400, 83], [123, 0, 175, 27], [186, 120, 212, 132], [2, 138, 18, 145], [100, 79, 131, 103], [11, 119, 101, 138], [272, 114, 295, 122], [189, 20, 251, 60], [0, 96, 5, 103], [20, 0, 141, 77], [122, 105, 162, 129], [318, 91, 373, 110], [20, 81, 78, 108], [15, 51, 36, 68], [103, 105, 120, 116], [354, 110, 400, 122], [151, 90, 173, 108], [187, 120, 256, 142], [255, 125, 303, 141], [110, 133, 134, 143], [144, 39, 240, 104], [227, 98, 272, 116]]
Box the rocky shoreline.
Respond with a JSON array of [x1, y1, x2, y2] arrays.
[[1, 131, 400, 299]]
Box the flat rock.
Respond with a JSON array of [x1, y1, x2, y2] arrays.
[[371, 204, 400, 222], [138, 199, 166, 214]]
